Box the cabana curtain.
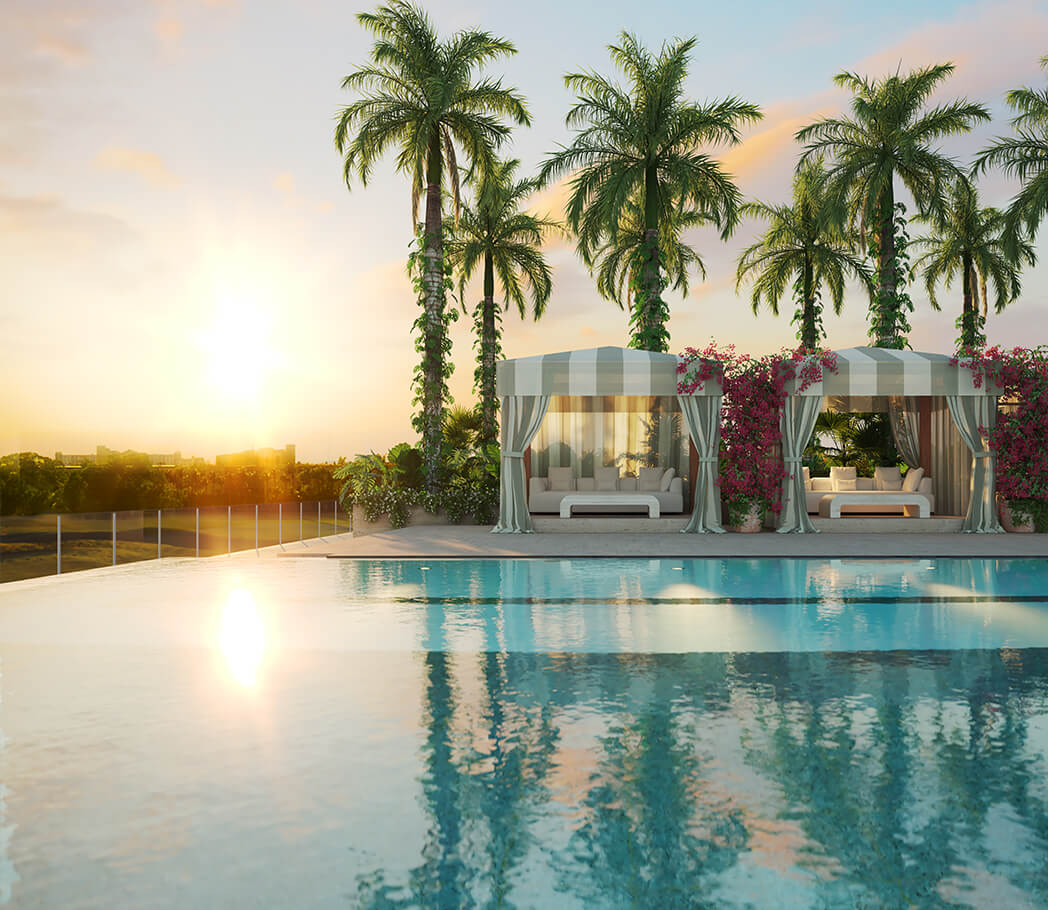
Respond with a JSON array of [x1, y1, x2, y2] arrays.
[[946, 395, 1004, 533], [678, 396, 725, 533], [888, 396, 922, 468], [777, 395, 821, 533], [492, 394, 550, 533]]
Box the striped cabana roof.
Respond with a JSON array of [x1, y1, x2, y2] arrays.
[[496, 346, 722, 397], [785, 347, 998, 397]]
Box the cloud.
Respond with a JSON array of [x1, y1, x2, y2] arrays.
[[272, 172, 335, 214], [154, 16, 183, 43], [95, 145, 182, 188], [34, 35, 89, 65]]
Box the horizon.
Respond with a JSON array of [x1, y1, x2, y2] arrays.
[[3, 0, 1047, 462]]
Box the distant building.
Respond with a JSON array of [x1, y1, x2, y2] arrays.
[[215, 444, 296, 469], [54, 446, 204, 467]]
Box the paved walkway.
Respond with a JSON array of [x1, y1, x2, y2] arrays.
[[274, 526, 1048, 559]]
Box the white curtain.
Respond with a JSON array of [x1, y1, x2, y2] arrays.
[[678, 395, 725, 533], [888, 396, 921, 468], [777, 395, 822, 533], [492, 395, 550, 533], [946, 395, 1004, 534]]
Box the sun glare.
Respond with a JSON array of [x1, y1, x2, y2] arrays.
[[220, 588, 265, 686], [201, 290, 275, 404]]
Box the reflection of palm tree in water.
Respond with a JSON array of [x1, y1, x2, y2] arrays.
[[564, 656, 748, 907]]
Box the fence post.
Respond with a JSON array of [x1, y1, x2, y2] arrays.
[[279, 503, 282, 547], [157, 509, 162, 559], [255, 504, 259, 555], [333, 500, 337, 534], [112, 512, 116, 566], [196, 508, 200, 558], [318, 500, 322, 538], [228, 506, 231, 555], [299, 501, 303, 544], [57, 514, 62, 576]]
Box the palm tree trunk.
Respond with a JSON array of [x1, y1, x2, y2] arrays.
[[479, 250, 498, 448], [422, 127, 446, 491], [960, 253, 977, 348], [633, 163, 667, 352], [874, 183, 899, 348], [801, 254, 817, 351]]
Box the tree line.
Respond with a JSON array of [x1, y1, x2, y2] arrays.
[[0, 452, 343, 516], [335, 0, 1048, 491]]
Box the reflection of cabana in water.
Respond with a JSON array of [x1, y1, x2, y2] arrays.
[[779, 347, 1003, 534], [493, 347, 723, 533]]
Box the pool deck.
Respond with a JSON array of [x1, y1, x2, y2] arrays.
[[272, 526, 1048, 559]]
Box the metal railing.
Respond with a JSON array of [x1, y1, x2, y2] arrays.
[[0, 500, 342, 584]]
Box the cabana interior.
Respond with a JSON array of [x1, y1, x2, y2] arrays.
[[493, 345, 1003, 534]]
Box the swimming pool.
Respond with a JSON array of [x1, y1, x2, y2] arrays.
[[2, 557, 1047, 907]]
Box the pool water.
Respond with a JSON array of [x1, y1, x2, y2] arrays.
[[2, 558, 1048, 908]]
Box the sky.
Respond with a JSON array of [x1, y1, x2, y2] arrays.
[[2, 0, 1047, 463]]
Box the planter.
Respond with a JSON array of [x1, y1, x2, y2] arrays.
[[725, 502, 765, 533], [351, 504, 477, 537], [999, 500, 1034, 533]]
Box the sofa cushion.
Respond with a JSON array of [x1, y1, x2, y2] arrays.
[[803, 467, 812, 490], [528, 477, 548, 500], [638, 467, 663, 491], [902, 466, 925, 492], [874, 466, 903, 491], [812, 477, 833, 491], [837, 477, 857, 491], [829, 466, 857, 490], [595, 466, 619, 491], [577, 477, 595, 492], [549, 466, 575, 491], [660, 467, 676, 491], [619, 476, 638, 491], [856, 478, 875, 490]]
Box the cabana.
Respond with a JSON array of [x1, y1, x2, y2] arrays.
[[779, 347, 1003, 534], [493, 347, 723, 534]]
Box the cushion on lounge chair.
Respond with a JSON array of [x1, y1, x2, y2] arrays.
[[829, 466, 857, 490], [549, 466, 575, 491], [595, 466, 619, 491], [874, 466, 903, 490], [902, 466, 925, 492], [638, 467, 663, 491], [660, 467, 676, 491]]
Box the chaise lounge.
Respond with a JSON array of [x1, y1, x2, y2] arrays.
[[805, 466, 935, 516], [529, 465, 684, 515]]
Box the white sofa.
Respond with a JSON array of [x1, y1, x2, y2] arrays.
[[529, 465, 684, 514], [805, 466, 935, 515]]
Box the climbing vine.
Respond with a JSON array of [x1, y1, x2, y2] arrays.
[[627, 236, 671, 353], [868, 201, 914, 349], [407, 228, 457, 488], [472, 297, 503, 448], [791, 274, 824, 352]]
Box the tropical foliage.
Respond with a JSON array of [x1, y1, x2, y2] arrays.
[[804, 412, 899, 477], [796, 64, 990, 349], [736, 160, 873, 351], [911, 177, 1036, 349], [540, 33, 760, 352], [0, 453, 342, 515], [446, 158, 556, 448], [973, 55, 1048, 253], [957, 344, 1048, 531], [335, 0, 529, 489]]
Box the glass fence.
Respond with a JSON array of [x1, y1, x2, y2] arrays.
[[0, 500, 342, 584]]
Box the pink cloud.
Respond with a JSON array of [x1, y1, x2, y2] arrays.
[[96, 145, 182, 188]]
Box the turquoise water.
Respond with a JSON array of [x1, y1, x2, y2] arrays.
[[2, 558, 1048, 907]]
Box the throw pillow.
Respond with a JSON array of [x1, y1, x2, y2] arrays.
[[836, 478, 857, 491], [874, 466, 903, 491], [803, 467, 812, 491], [660, 467, 676, 491], [829, 466, 857, 491], [548, 466, 575, 492], [595, 466, 619, 491], [902, 466, 925, 493], [638, 467, 663, 492]]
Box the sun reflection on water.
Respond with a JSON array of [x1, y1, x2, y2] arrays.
[[220, 589, 265, 686]]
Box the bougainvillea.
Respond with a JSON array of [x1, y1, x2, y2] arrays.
[[955, 344, 1048, 530], [679, 342, 838, 524]]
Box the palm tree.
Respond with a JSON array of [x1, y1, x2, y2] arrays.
[[973, 55, 1048, 254], [539, 33, 761, 352], [445, 159, 556, 448], [736, 160, 873, 351], [911, 177, 1036, 349], [590, 199, 710, 312], [796, 64, 990, 349], [334, 1, 529, 490]]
